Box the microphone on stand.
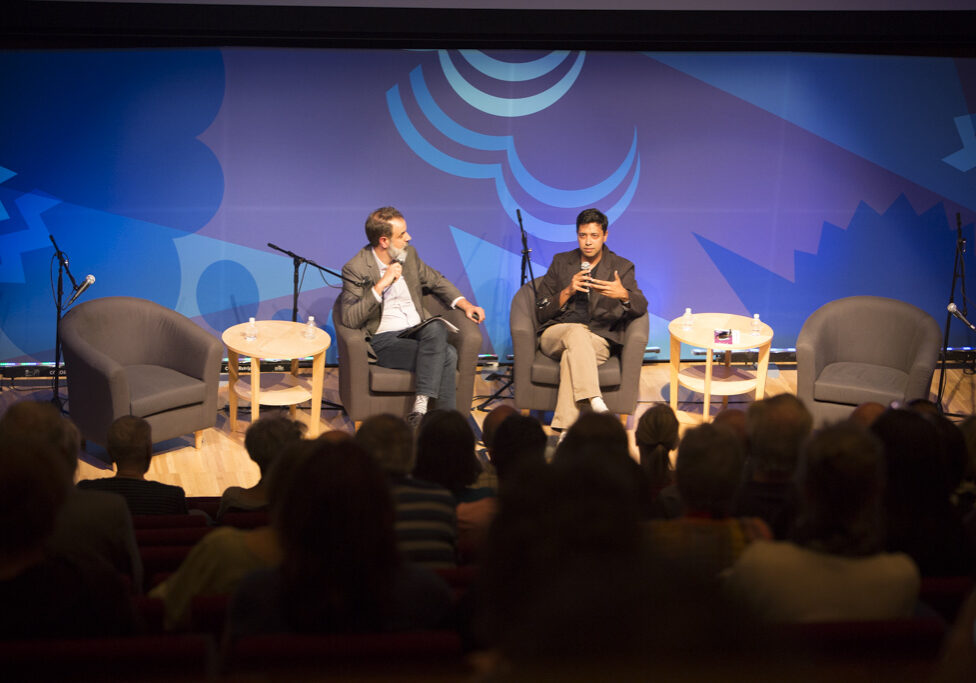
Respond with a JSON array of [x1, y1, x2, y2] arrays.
[[948, 302, 976, 331], [65, 274, 95, 308]]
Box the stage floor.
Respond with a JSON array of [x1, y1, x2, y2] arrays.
[[2, 361, 975, 497]]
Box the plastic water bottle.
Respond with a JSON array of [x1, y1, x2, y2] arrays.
[[681, 307, 693, 331], [751, 313, 762, 336], [245, 317, 257, 341], [304, 315, 317, 339]]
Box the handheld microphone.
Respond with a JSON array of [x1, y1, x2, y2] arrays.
[[948, 302, 976, 331], [65, 274, 95, 308], [580, 261, 591, 294]]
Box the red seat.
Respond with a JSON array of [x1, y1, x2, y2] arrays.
[[218, 509, 270, 529], [186, 496, 221, 519], [135, 526, 213, 547], [131, 514, 208, 529], [0, 634, 215, 680], [227, 630, 467, 676], [920, 575, 975, 622], [140, 546, 195, 592]]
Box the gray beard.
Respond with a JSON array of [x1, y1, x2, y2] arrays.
[[388, 245, 407, 264]]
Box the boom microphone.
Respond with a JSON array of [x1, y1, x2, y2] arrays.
[[65, 274, 95, 308], [948, 302, 976, 331]]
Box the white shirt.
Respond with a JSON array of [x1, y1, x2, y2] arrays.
[[372, 249, 422, 335]]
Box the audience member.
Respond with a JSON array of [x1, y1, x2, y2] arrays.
[[732, 393, 811, 539], [489, 414, 548, 488], [415, 409, 495, 564], [480, 403, 517, 461], [216, 416, 305, 520], [724, 423, 920, 622], [228, 438, 453, 637], [77, 415, 188, 515], [149, 431, 311, 630], [848, 401, 886, 429], [355, 414, 458, 568], [634, 403, 679, 496], [0, 403, 135, 637], [554, 412, 654, 517], [415, 409, 492, 502], [0, 401, 142, 591], [646, 423, 771, 579], [871, 408, 973, 577], [956, 415, 976, 518], [476, 422, 751, 679]]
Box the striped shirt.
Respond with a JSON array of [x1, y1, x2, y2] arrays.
[[388, 475, 457, 569]]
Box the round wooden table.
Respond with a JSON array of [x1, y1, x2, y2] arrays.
[[668, 312, 774, 422], [222, 320, 331, 437]]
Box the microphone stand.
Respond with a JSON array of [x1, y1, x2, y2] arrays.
[[476, 210, 534, 411], [267, 243, 355, 411], [937, 213, 969, 415], [50, 235, 81, 413]]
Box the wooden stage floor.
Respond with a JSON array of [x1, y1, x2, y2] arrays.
[[2, 361, 975, 497]]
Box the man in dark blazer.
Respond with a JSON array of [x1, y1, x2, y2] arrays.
[[535, 208, 647, 431], [340, 207, 485, 425]]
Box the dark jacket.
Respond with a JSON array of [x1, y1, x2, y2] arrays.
[[535, 246, 647, 345]]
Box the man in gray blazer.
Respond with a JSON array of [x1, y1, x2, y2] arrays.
[[535, 208, 647, 431], [340, 207, 486, 426]]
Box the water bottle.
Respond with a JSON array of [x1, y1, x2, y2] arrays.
[[245, 317, 257, 341], [751, 313, 762, 336], [681, 307, 693, 331], [304, 315, 317, 339]]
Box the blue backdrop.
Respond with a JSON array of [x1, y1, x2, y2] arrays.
[[2, 48, 976, 365]]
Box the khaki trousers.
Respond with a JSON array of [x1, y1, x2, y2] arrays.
[[539, 323, 610, 430]]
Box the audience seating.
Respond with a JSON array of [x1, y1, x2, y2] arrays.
[[218, 509, 270, 529], [135, 526, 213, 547], [225, 630, 468, 677], [919, 575, 975, 623], [131, 513, 209, 529], [0, 635, 216, 680]]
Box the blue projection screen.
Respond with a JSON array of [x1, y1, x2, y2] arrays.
[[2, 47, 976, 366]]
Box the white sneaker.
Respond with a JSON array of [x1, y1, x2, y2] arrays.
[[590, 396, 609, 413]]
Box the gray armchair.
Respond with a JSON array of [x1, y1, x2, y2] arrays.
[[332, 294, 483, 424], [510, 278, 649, 420], [60, 296, 223, 449], [796, 295, 942, 426]]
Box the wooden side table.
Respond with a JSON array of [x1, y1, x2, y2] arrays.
[[222, 320, 331, 437], [668, 312, 774, 422]]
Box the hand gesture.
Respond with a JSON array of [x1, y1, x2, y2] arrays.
[[376, 261, 402, 293], [465, 306, 486, 324], [588, 270, 629, 301], [570, 268, 593, 294]]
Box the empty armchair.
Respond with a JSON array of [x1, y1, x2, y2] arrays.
[[796, 295, 942, 426], [510, 278, 649, 420], [332, 294, 482, 423], [60, 296, 223, 449]]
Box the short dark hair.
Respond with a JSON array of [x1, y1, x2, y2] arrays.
[[0, 400, 79, 480], [355, 413, 414, 476], [107, 415, 152, 473], [244, 416, 306, 477], [675, 423, 745, 518], [794, 423, 885, 557], [490, 414, 547, 484], [576, 208, 608, 233], [365, 206, 404, 247], [414, 410, 481, 495], [746, 393, 812, 477]]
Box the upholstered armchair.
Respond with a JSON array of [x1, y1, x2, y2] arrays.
[[796, 295, 942, 425], [332, 293, 483, 424], [509, 278, 649, 421], [60, 296, 223, 449]]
